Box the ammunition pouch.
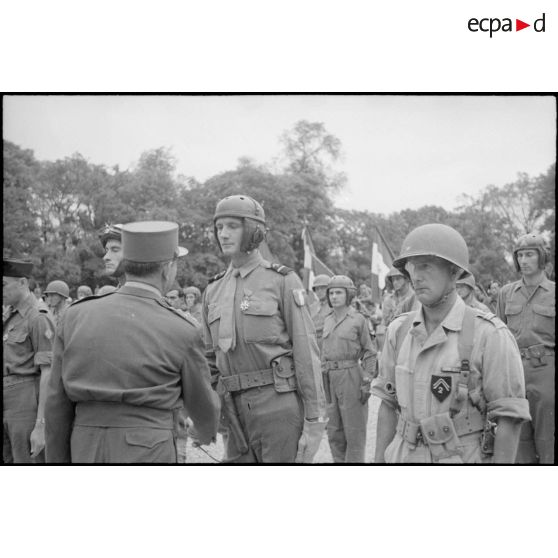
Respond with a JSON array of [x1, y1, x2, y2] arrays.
[[519, 344, 553, 368], [420, 413, 463, 463], [271, 355, 297, 393]]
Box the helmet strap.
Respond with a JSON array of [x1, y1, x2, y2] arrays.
[[422, 286, 457, 309]]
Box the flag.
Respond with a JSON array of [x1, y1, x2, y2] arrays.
[[301, 226, 334, 290], [371, 226, 395, 302]]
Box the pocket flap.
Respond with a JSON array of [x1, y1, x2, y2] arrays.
[[420, 415, 456, 445], [125, 429, 170, 449], [505, 303, 522, 315], [243, 300, 276, 317], [532, 304, 555, 317], [8, 330, 28, 343]]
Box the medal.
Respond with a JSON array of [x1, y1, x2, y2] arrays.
[[240, 298, 250, 312]]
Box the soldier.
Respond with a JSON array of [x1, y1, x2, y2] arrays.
[[76, 285, 93, 300], [98, 223, 125, 286], [184, 286, 203, 325], [3, 259, 55, 463], [166, 287, 184, 310], [382, 266, 414, 327], [486, 281, 500, 312], [456, 275, 491, 312], [373, 224, 530, 463], [44, 221, 220, 463], [43, 280, 70, 327], [308, 274, 331, 350], [496, 233, 555, 464], [321, 275, 377, 462], [202, 194, 327, 463]]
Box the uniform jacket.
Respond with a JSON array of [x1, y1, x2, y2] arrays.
[[322, 307, 377, 379], [496, 276, 555, 349], [202, 250, 326, 419], [309, 299, 331, 348], [382, 288, 413, 327], [45, 283, 220, 462], [3, 293, 54, 376], [462, 292, 491, 313], [372, 296, 530, 463]]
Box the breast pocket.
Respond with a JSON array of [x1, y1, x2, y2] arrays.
[[532, 303, 555, 338], [504, 302, 523, 332], [242, 299, 280, 344], [6, 329, 32, 362]]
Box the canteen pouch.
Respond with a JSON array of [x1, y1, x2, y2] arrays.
[[420, 413, 463, 463], [271, 355, 297, 393], [528, 344, 548, 367]]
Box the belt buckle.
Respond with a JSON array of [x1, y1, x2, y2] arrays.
[[333, 362, 339, 369]]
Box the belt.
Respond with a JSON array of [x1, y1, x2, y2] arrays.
[[3, 374, 40, 388], [220, 368, 274, 393], [519, 345, 554, 359], [323, 359, 358, 371], [75, 401, 176, 429], [397, 413, 485, 445]]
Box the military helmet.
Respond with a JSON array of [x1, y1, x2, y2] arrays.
[[183, 286, 202, 301], [213, 195, 266, 252], [326, 275, 357, 307], [98, 223, 123, 248], [44, 280, 70, 298], [312, 274, 330, 289], [385, 266, 406, 289], [214, 195, 266, 225], [456, 274, 476, 290], [393, 223, 470, 279], [512, 233, 548, 271]]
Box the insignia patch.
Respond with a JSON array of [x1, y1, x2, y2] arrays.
[[293, 289, 306, 307], [45, 328, 53, 340], [431, 375, 452, 402]]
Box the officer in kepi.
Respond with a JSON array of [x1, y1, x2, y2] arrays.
[[3, 259, 55, 463], [497, 233, 555, 464], [44, 221, 220, 463], [202, 194, 327, 463], [372, 224, 530, 463], [321, 275, 377, 463]]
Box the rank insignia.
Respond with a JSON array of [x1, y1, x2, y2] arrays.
[[240, 298, 250, 312], [45, 328, 53, 340], [431, 375, 452, 402]]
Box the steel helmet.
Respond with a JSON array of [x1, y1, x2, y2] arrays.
[[513, 233, 548, 271], [183, 286, 202, 302], [213, 195, 266, 252], [312, 274, 330, 289], [385, 266, 406, 289], [98, 223, 123, 248], [44, 280, 70, 298], [456, 274, 476, 290], [326, 275, 357, 307], [393, 223, 470, 279]]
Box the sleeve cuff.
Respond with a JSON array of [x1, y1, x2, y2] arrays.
[[487, 397, 531, 422], [34, 351, 52, 366], [371, 377, 398, 408]]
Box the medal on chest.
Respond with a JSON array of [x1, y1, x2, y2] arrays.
[[431, 375, 452, 402], [240, 288, 253, 312]]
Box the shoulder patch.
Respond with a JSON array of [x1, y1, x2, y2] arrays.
[[269, 263, 292, 276], [292, 289, 306, 307], [208, 270, 226, 284], [157, 299, 198, 326]]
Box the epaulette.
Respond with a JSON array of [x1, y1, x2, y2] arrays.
[[208, 270, 226, 284], [156, 299, 199, 327], [475, 309, 506, 329], [70, 291, 116, 306], [268, 263, 292, 275]]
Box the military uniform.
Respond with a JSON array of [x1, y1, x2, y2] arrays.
[[3, 293, 54, 463], [322, 307, 376, 462], [382, 290, 412, 327], [187, 302, 203, 326], [45, 221, 219, 463], [372, 297, 530, 463], [310, 298, 331, 350], [497, 276, 555, 463], [462, 292, 491, 313], [202, 250, 326, 463]]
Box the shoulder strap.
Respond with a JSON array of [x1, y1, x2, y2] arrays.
[[269, 262, 292, 276], [394, 311, 416, 358], [208, 270, 226, 284]]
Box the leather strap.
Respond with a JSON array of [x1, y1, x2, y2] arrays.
[[220, 368, 275, 393]]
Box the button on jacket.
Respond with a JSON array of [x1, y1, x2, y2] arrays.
[[372, 296, 530, 463], [45, 284, 220, 463]]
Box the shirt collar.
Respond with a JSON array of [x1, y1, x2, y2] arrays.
[[124, 281, 163, 297], [411, 295, 465, 332], [14, 292, 37, 317], [514, 274, 553, 293], [229, 250, 264, 279]]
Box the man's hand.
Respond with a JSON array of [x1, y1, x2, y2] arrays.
[[295, 418, 327, 463], [30, 421, 45, 458]]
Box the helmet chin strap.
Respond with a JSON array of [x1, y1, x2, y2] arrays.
[[422, 286, 456, 309]]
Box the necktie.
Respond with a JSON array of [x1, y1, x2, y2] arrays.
[[218, 269, 239, 352]]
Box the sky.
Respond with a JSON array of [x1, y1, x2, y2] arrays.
[[3, 95, 556, 215]]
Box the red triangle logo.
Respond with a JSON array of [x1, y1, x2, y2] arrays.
[[516, 19, 530, 31]]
